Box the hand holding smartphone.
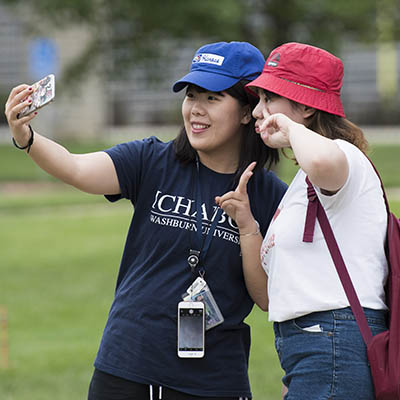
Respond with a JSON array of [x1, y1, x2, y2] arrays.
[[18, 74, 55, 118]]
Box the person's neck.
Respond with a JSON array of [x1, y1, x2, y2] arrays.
[[197, 151, 239, 174]]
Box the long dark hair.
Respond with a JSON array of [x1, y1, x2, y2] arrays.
[[306, 111, 369, 154], [173, 80, 279, 186]]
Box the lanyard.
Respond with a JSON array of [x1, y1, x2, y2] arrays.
[[188, 159, 223, 276]]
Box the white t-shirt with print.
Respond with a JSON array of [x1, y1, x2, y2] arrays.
[[262, 139, 388, 322]]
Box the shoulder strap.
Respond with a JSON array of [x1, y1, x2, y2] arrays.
[[303, 176, 373, 346]]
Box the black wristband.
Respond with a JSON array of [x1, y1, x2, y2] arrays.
[[12, 125, 34, 153]]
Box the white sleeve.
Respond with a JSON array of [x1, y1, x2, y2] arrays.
[[316, 139, 372, 211]]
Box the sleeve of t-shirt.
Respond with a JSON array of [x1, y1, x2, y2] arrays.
[[103, 137, 158, 203], [317, 139, 370, 210]]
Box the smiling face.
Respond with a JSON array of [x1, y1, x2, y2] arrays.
[[182, 85, 251, 172]]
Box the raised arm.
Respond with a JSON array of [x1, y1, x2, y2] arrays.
[[260, 113, 349, 193], [5, 84, 120, 195], [215, 162, 269, 311]]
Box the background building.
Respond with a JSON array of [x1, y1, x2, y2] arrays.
[[1, 2, 399, 142]]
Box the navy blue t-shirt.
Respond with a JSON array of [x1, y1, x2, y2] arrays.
[[94, 137, 287, 397]]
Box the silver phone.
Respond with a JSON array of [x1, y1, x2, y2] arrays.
[[177, 301, 205, 358]]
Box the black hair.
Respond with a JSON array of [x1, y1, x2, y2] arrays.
[[173, 80, 279, 186]]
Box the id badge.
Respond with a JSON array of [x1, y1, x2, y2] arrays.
[[182, 277, 224, 330]]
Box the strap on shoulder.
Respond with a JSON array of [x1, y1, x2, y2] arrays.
[[303, 176, 318, 243]]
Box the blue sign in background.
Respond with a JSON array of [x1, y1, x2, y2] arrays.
[[28, 37, 59, 81]]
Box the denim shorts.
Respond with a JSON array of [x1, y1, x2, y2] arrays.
[[273, 307, 388, 400]]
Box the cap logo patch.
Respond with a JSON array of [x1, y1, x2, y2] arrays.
[[193, 53, 224, 66], [267, 53, 280, 67]]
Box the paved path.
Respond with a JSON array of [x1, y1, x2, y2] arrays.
[[1, 125, 400, 144], [363, 126, 400, 144]]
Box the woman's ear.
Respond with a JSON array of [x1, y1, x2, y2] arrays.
[[303, 106, 316, 119], [241, 105, 252, 124]]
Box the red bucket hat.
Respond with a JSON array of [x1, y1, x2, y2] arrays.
[[246, 42, 346, 118]]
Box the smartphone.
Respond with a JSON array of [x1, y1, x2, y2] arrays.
[[177, 301, 205, 358], [18, 74, 55, 118]]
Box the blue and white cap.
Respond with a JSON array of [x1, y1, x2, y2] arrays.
[[172, 41, 265, 92]]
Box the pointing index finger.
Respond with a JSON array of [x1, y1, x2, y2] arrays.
[[235, 162, 256, 194]]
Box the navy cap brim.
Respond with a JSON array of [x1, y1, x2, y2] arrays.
[[172, 70, 239, 93]]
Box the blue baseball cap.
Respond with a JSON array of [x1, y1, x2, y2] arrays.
[[172, 41, 265, 93]]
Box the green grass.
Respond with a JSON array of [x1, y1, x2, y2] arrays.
[[0, 190, 282, 400], [277, 143, 400, 187], [0, 185, 106, 212], [368, 144, 400, 188], [0, 197, 132, 400], [1, 141, 400, 187], [0, 141, 111, 182]]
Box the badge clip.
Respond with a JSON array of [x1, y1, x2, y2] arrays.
[[187, 249, 200, 272]]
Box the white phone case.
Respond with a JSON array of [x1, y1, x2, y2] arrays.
[[19, 74, 55, 118]]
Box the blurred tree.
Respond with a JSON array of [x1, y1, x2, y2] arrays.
[[246, 0, 380, 51], [2, 0, 247, 82], [377, 0, 398, 100], [376, 0, 399, 123], [2, 0, 394, 83]]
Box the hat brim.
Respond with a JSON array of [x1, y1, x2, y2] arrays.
[[246, 74, 346, 118], [173, 70, 239, 93]]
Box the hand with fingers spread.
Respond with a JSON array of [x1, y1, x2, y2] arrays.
[[215, 161, 258, 235], [5, 84, 37, 148]]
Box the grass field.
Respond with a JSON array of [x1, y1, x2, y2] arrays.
[[1, 140, 400, 187], [1, 139, 400, 400], [0, 190, 283, 400]]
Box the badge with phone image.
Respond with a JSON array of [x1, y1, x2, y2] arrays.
[[177, 301, 205, 358], [18, 74, 55, 118]]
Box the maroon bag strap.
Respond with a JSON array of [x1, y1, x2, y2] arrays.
[[303, 182, 318, 243], [303, 176, 373, 346]]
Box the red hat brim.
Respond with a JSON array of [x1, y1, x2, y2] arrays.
[[246, 73, 346, 118]]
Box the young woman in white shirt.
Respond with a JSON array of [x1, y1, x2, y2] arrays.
[[217, 42, 388, 400]]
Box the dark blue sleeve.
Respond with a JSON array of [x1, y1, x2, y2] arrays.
[[103, 137, 159, 203]]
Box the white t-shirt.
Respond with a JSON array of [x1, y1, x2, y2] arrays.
[[262, 139, 388, 322]]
